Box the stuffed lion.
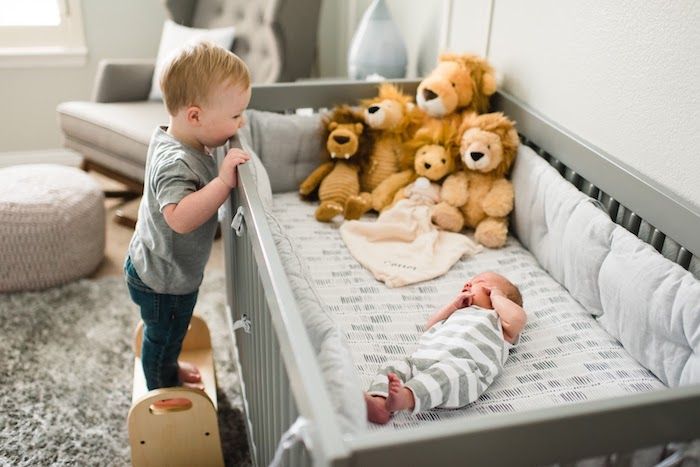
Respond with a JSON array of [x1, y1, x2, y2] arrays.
[[360, 83, 425, 192], [371, 118, 460, 212], [431, 112, 520, 248], [417, 53, 497, 119], [299, 106, 371, 222]]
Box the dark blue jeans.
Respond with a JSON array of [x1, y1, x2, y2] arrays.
[[124, 256, 198, 390]]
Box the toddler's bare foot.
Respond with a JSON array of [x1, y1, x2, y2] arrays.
[[182, 380, 205, 391], [178, 360, 201, 384], [148, 362, 204, 410], [385, 373, 415, 412], [365, 393, 391, 424]]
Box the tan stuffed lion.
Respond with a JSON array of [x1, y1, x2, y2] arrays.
[[417, 53, 497, 120], [360, 83, 426, 192], [431, 112, 520, 248]]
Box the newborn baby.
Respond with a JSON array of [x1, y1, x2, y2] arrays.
[[365, 271, 526, 423]]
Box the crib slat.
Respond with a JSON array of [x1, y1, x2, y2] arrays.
[[661, 237, 681, 265], [625, 212, 642, 235], [676, 248, 692, 270], [650, 229, 666, 253], [636, 220, 653, 244], [606, 199, 620, 220], [551, 158, 565, 175], [564, 168, 581, 189], [582, 181, 599, 199]]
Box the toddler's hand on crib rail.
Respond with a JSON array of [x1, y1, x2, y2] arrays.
[[219, 148, 251, 189]]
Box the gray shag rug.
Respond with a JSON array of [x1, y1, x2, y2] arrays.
[[0, 271, 250, 466]]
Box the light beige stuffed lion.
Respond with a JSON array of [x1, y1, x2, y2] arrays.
[[431, 112, 519, 248]]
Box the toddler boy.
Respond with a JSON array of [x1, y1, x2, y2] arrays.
[[124, 42, 251, 391]]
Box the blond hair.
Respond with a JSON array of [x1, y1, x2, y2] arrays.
[[160, 41, 250, 115]]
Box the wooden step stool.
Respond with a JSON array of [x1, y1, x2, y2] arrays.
[[127, 315, 224, 467]]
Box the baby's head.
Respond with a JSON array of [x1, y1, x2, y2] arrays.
[[161, 41, 251, 147], [462, 271, 522, 309]]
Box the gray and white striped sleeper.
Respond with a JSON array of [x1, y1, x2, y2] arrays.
[[368, 305, 516, 413]]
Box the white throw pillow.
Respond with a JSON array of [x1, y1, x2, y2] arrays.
[[149, 19, 236, 101]]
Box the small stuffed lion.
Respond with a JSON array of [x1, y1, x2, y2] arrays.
[[431, 112, 520, 248], [299, 106, 371, 222], [372, 118, 460, 212]]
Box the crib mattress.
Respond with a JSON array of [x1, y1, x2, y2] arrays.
[[271, 192, 666, 430]]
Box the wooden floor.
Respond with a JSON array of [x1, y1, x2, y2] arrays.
[[89, 172, 224, 279]]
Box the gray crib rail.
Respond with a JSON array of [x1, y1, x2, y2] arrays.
[[221, 80, 700, 466], [220, 146, 350, 466]]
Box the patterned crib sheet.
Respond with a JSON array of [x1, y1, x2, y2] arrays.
[[271, 193, 666, 430]]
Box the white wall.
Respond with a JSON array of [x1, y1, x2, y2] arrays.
[[445, 0, 491, 56], [0, 1, 165, 152], [476, 0, 700, 211]]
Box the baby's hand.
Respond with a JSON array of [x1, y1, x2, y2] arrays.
[[484, 285, 504, 299], [451, 291, 474, 310], [219, 148, 251, 189]]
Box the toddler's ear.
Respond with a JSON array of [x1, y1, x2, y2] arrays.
[[186, 106, 202, 124]]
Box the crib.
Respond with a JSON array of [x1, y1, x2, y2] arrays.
[[218, 80, 700, 466]]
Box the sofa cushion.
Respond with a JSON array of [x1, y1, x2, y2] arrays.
[[57, 101, 168, 180], [190, 0, 281, 83], [148, 19, 236, 101]]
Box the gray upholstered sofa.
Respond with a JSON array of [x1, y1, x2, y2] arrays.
[[57, 0, 321, 194]]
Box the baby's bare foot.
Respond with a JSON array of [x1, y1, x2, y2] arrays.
[[178, 360, 201, 384], [365, 393, 391, 424], [385, 373, 414, 412]]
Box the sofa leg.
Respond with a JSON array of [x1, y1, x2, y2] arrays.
[[114, 211, 138, 229], [114, 196, 141, 229], [105, 189, 140, 199]]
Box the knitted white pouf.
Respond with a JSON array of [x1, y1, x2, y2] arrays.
[[0, 164, 105, 292]]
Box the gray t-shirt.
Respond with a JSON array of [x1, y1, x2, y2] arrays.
[[128, 126, 219, 294]]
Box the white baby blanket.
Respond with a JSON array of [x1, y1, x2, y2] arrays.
[[340, 191, 481, 288]]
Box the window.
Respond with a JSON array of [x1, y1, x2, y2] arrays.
[[0, 0, 87, 67]]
